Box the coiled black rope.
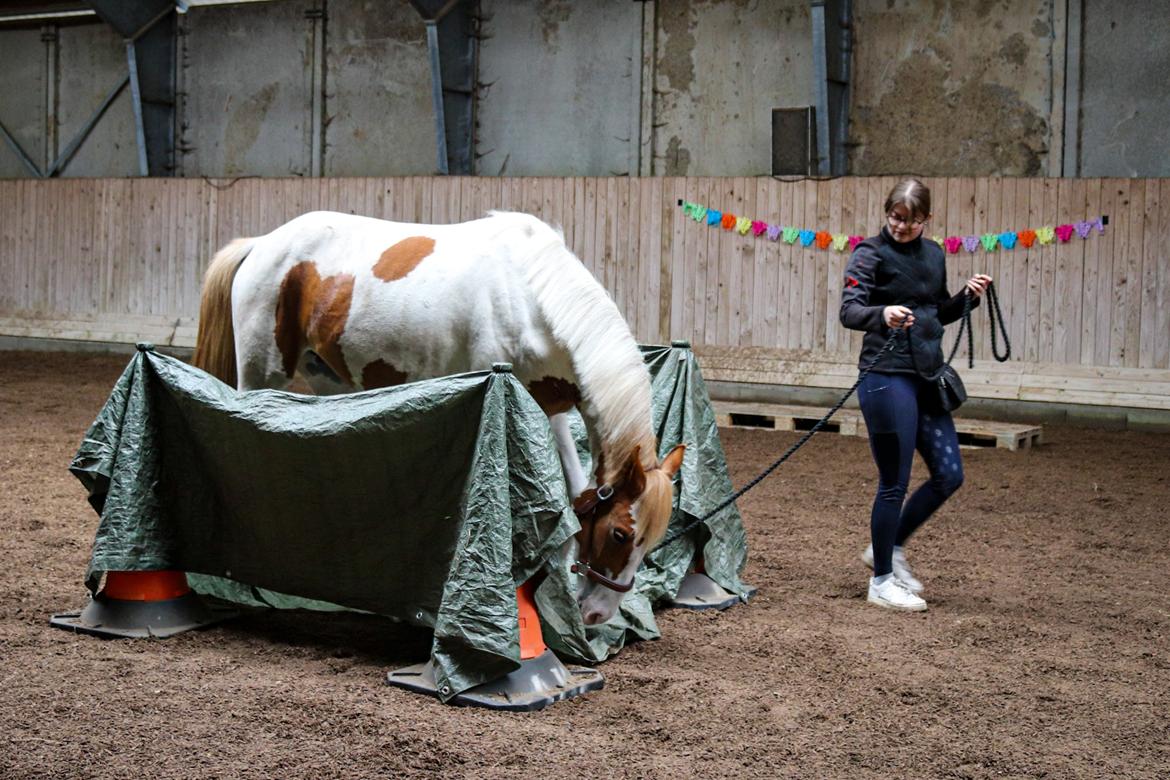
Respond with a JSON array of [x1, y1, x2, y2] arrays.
[[947, 281, 1011, 367], [987, 283, 1011, 362]]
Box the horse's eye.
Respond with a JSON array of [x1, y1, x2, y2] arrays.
[[611, 528, 629, 544]]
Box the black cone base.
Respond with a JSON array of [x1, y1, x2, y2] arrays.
[[668, 571, 758, 611], [49, 591, 238, 639], [386, 650, 604, 712]]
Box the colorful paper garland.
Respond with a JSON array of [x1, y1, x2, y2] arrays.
[[678, 200, 1107, 254]]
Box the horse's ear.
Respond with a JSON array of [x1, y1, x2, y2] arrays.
[[659, 444, 685, 477], [618, 445, 646, 496]]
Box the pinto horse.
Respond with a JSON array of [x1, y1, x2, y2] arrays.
[[192, 210, 684, 625]]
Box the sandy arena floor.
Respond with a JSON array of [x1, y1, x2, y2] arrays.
[[1, 350, 1167, 779]]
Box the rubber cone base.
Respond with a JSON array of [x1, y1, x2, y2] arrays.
[[49, 591, 237, 639], [386, 650, 604, 712], [668, 571, 758, 611]]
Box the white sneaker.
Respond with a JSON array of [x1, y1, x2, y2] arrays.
[[868, 576, 927, 612], [861, 544, 925, 594]]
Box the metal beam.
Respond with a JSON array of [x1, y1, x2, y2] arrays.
[[46, 73, 129, 176], [637, 1, 656, 176], [0, 8, 96, 26], [0, 119, 43, 177], [409, 0, 477, 175], [810, 0, 852, 176], [829, 0, 852, 175], [126, 40, 149, 176], [810, 1, 831, 175], [86, 0, 176, 175], [1061, 0, 1083, 176], [425, 20, 449, 174], [42, 24, 59, 171], [306, 4, 325, 177]]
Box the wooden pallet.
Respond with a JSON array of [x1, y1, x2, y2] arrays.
[[713, 401, 1043, 451], [950, 419, 1044, 451], [713, 401, 866, 436]]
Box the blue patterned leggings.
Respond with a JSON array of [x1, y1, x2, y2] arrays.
[[857, 371, 965, 577]]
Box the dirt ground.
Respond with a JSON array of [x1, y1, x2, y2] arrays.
[[1, 349, 1167, 779]]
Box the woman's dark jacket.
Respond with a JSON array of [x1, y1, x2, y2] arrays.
[[839, 228, 978, 377]]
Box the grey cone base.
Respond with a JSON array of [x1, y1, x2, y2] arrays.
[[49, 591, 238, 639], [668, 571, 758, 611], [386, 650, 604, 712]]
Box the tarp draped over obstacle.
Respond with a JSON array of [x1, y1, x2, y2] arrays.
[[71, 348, 576, 699], [70, 343, 751, 699], [536, 345, 752, 662]]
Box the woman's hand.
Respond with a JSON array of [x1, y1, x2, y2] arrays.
[[966, 273, 993, 297], [883, 305, 915, 329]]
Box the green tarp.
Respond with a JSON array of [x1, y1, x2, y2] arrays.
[[535, 345, 752, 662], [71, 343, 751, 700]]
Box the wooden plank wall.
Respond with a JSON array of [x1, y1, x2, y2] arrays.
[[1, 176, 1167, 409]]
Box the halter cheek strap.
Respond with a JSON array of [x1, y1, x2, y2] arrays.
[[570, 484, 635, 594], [570, 560, 634, 594]]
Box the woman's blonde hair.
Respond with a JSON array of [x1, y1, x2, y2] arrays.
[[884, 178, 931, 220]]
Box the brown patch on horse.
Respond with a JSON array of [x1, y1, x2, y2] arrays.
[[526, 376, 582, 416], [273, 261, 356, 383], [372, 236, 435, 282], [361, 359, 409, 389], [585, 497, 638, 576]]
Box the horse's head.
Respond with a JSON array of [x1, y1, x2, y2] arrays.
[[570, 443, 686, 625]]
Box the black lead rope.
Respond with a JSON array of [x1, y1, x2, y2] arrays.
[[660, 281, 1012, 549], [658, 331, 902, 548]]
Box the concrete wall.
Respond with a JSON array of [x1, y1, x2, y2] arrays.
[[848, 0, 1056, 176], [476, 0, 643, 176], [0, 23, 137, 178], [652, 0, 814, 176], [1078, 0, 1170, 177], [56, 23, 137, 177], [1, 0, 1168, 179], [477, 0, 817, 177], [178, 0, 437, 176], [322, 0, 435, 175], [178, 0, 314, 176], [0, 27, 46, 177]]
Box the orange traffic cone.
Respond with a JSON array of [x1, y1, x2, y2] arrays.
[[101, 570, 192, 601], [516, 579, 547, 661], [387, 576, 604, 711], [50, 570, 235, 638]]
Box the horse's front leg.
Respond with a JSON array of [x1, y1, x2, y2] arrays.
[[548, 412, 588, 497], [549, 412, 590, 592]]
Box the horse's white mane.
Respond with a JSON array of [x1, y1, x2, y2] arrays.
[[488, 211, 657, 482]]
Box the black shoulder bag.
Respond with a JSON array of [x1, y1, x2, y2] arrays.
[[932, 363, 968, 413]]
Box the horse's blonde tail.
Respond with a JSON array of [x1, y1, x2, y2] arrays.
[[192, 237, 254, 387]]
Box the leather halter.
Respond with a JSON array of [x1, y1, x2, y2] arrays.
[[570, 484, 634, 594]]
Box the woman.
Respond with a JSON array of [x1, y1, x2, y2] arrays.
[[840, 178, 991, 611]]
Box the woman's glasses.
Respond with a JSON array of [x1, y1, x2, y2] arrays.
[[887, 212, 927, 228]]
